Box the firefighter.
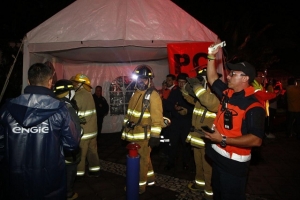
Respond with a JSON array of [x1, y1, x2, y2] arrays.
[[121, 64, 165, 194], [71, 74, 100, 177], [181, 68, 220, 200], [53, 79, 82, 199]]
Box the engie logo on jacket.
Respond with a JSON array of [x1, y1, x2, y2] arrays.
[[12, 122, 49, 134]]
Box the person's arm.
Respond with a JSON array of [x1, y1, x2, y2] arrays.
[[60, 106, 81, 151], [204, 107, 265, 148], [204, 129, 262, 148], [149, 91, 164, 137], [103, 97, 109, 115], [67, 106, 82, 137], [206, 45, 221, 86], [192, 84, 220, 112], [181, 91, 196, 105]]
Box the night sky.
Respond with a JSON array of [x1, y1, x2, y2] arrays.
[[1, 0, 299, 74]]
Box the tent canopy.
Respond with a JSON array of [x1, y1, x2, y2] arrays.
[[23, 0, 221, 133], [25, 0, 218, 63]]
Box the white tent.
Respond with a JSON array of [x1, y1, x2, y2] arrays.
[[23, 0, 222, 133]]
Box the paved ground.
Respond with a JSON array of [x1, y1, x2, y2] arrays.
[[1, 112, 299, 200], [73, 118, 300, 200]]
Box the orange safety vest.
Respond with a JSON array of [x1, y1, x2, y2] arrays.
[[213, 87, 264, 162]]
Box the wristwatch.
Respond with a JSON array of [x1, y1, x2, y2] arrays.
[[220, 135, 227, 148]]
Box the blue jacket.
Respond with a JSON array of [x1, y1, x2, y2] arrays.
[[0, 86, 80, 200]]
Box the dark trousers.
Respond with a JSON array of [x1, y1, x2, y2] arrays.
[[287, 111, 300, 137], [265, 108, 276, 134], [97, 116, 104, 142], [158, 127, 170, 158], [212, 163, 247, 200], [66, 163, 78, 197], [167, 118, 191, 166]]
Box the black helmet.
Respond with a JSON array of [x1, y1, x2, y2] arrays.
[[133, 64, 154, 79], [197, 67, 222, 78], [197, 68, 208, 77], [54, 79, 75, 98]]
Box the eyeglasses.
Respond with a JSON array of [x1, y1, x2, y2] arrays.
[[228, 71, 246, 77]]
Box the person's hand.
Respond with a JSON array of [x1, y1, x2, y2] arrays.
[[208, 43, 221, 56], [186, 77, 201, 87], [174, 102, 183, 111], [184, 83, 196, 97], [148, 137, 160, 148], [79, 115, 87, 125], [204, 126, 223, 143], [175, 103, 187, 115]]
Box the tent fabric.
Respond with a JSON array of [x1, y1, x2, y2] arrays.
[[26, 0, 217, 48], [23, 0, 222, 133]]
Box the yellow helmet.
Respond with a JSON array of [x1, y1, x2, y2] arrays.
[[71, 73, 92, 91]]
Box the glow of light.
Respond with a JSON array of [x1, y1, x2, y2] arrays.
[[132, 74, 138, 80]]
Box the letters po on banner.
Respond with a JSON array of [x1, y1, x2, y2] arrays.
[[167, 42, 212, 78]]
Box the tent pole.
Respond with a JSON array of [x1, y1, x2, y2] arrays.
[[0, 39, 24, 103]]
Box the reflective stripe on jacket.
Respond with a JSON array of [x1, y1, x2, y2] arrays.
[[74, 88, 98, 140], [183, 84, 219, 148]]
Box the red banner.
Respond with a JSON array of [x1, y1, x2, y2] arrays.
[[167, 42, 213, 78]]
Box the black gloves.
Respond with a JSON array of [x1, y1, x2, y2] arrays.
[[148, 137, 160, 148]]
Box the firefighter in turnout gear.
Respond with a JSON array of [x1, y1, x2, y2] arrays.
[[121, 64, 165, 194], [181, 68, 220, 200], [71, 74, 100, 177], [53, 79, 82, 199]]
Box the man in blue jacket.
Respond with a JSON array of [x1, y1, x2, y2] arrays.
[[0, 63, 80, 200]]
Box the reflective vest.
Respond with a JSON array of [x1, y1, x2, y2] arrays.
[[213, 87, 264, 162]]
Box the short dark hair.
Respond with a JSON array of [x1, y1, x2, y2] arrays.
[[95, 86, 102, 90], [256, 69, 264, 77], [28, 63, 54, 86], [287, 77, 295, 85], [166, 74, 176, 80]]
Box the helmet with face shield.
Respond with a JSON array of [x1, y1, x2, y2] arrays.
[[132, 64, 154, 91]]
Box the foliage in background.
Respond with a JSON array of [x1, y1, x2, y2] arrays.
[[172, 0, 300, 75], [0, 42, 23, 106]]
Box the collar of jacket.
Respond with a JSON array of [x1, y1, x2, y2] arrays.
[[225, 86, 255, 98], [24, 85, 56, 98], [167, 84, 176, 90]]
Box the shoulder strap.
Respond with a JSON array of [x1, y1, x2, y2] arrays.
[[243, 101, 264, 119], [135, 87, 154, 126]]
